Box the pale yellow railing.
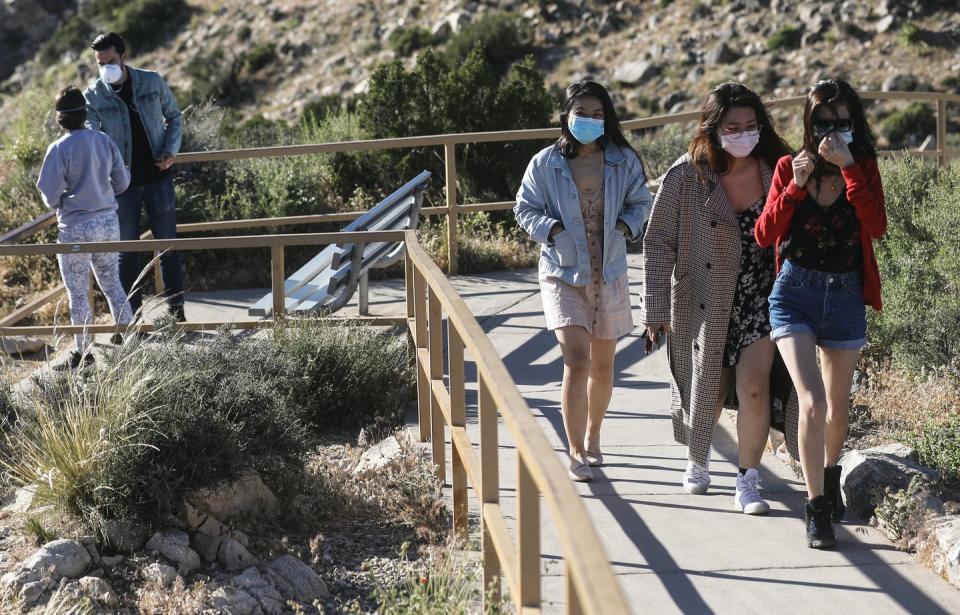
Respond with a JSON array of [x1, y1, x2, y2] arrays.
[[1, 90, 957, 326], [0, 230, 630, 614]]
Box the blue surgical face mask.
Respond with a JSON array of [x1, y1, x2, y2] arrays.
[[837, 130, 854, 145], [568, 114, 604, 145]]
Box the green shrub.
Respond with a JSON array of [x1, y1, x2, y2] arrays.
[[767, 26, 802, 51], [896, 23, 925, 50], [38, 17, 97, 65], [879, 102, 937, 148], [274, 319, 413, 431], [245, 42, 277, 73], [418, 214, 538, 274], [869, 156, 960, 377], [634, 123, 692, 180], [911, 414, 960, 482], [108, 0, 191, 52], [443, 13, 531, 74], [389, 27, 434, 57], [183, 49, 250, 106]]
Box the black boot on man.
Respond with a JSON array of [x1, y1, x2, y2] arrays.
[[805, 495, 837, 549], [824, 465, 846, 523]]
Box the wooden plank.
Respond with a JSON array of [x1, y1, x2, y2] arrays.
[[449, 426, 482, 502], [482, 503, 519, 604], [0, 286, 66, 326], [430, 378, 452, 425], [517, 455, 540, 610], [445, 142, 458, 275], [271, 245, 285, 317], [0, 210, 56, 244], [938, 97, 948, 167], [427, 288, 445, 483], [1, 316, 405, 336], [449, 322, 468, 538], [479, 375, 501, 602], [413, 269, 430, 442]]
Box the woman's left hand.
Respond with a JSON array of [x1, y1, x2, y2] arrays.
[[818, 132, 854, 168]]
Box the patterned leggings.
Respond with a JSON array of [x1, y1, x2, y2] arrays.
[[57, 214, 133, 352]]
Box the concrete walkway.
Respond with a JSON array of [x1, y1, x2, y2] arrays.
[[136, 257, 960, 614]]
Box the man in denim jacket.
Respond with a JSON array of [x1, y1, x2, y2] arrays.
[[84, 32, 186, 321]]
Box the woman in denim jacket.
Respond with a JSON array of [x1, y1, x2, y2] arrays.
[[514, 80, 652, 482]]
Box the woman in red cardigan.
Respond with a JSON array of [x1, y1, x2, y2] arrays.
[[756, 79, 886, 549]]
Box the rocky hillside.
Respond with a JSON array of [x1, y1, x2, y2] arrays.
[[2, 0, 959, 129]]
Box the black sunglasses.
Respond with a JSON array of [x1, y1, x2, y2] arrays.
[[812, 119, 853, 137]]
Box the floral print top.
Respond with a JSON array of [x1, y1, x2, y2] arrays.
[[780, 189, 862, 273]]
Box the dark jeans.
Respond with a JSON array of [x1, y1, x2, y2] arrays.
[[116, 175, 184, 315]]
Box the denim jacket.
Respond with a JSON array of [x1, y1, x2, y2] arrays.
[[514, 142, 653, 285], [83, 66, 182, 166]]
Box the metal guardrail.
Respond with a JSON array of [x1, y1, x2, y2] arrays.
[[0, 229, 630, 614], [1, 90, 957, 326]]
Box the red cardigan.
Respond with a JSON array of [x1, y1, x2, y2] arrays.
[[755, 154, 887, 311]]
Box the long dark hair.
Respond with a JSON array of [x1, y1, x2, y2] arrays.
[[802, 78, 877, 178], [688, 81, 792, 177], [557, 80, 637, 161]]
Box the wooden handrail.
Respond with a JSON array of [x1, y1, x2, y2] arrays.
[[0, 210, 56, 244]]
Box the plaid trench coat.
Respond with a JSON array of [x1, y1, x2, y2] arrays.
[[641, 154, 800, 466]]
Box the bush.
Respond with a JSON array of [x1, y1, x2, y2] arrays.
[[880, 102, 937, 148], [767, 26, 802, 51], [911, 414, 960, 483], [245, 42, 277, 73], [869, 156, 960, 377], [390, 27, 434, 57], [108, 0, 191, 52], [443, 13, 532, 74], [418, 214, 538, 274]]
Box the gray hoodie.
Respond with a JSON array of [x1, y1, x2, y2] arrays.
[[36, 128, 130, 228]]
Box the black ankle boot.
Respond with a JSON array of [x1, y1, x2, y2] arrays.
[[805, 495, 837, 549], [824, 465, 845, 523]]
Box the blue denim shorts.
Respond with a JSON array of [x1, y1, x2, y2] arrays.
[[768, 260, 867, 350]]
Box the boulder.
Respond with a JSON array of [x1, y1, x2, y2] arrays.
[[77, 576, 119, 607], [145, 530, 201, 575], [882, 73, 919, 92], [839, 445, 938, 519], [101, 518, 149, 553], [19, 581, 45, 605], [211, 586, 261, 615], [185, 471, 278, 523], [265, 555, 330, 602], [931, 516, 960, 587], [0, 539, 92, 602], [704, 42, 740, 65], [218, 537, 258, 571], [231, 568, 284, 615], [1, 486, 36, 513], [191, 533, 224, 565], [142, 562, 178, 588], [612, 60, 661, 85], [354, 435, 407, 475]]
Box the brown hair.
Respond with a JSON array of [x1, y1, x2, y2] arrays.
[[801, 78, 877, 179], [688, 81, 792, 177], [55, 86, 87, 131]]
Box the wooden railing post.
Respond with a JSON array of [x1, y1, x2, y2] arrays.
[[427, 287, 445, 482], [479, 375, 501, 604], [448, 322, 467, 539], [566, 562, 585, 615], [444, 141, 458, 275], [404, 253, 414, 319], [937, 95, 948, 168], [270, 245, 285, 317], [517, 454, 540, 610], [358, 271, 369, 316], [413, 266, 430, 442]]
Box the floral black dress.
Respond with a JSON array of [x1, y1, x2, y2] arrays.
[[724, 198, 775, 368]]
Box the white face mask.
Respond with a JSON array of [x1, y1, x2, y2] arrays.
[[99, 63, 123, 85], [720, 130, 760, 158]]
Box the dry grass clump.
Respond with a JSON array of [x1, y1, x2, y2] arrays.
[[136, 577, 210, 614]]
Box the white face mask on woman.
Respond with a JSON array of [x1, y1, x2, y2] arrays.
[[720, 130, 760, 158]]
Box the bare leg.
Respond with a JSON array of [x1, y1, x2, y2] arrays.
[[556, 326, 591, 457], [586, 337, 618, 450], [820, 347, 860, 466], [735, 336, 775, 469], [775, 333, 828, 498]]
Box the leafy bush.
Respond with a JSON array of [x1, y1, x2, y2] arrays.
[[911, 415, 960, 483], [108, 0, 191, 52], [879, 102, 937, 148], [390, 27, 434, 57], [767, 26, 802, 51], [443, 13, 532, 74], [274, 319, 413, 431], [245, 42, 277, 73], [418, 214, 538, 274], [182, 49, 250, 107], [869, 156, 960, 377], [634, 123, 692, 180]]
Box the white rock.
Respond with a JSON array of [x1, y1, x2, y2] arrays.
[[265, 555, 330, 601], [840, 447, 938, 519], [142, 562, 178, 588], [354, 435, 406, 475], [932, 516, 960, 587], [19, 580, 44, 604], [0, 486, 36, 513], [77, 576, 119, 607], [612, 60, 660, 85], [145, 530, 201, 574], [192, 533, 224, 565], [218, 537, 258, 571], [9, 539, 92, 588], [185, 471, 278, 522], [211, 586, 261, 615]]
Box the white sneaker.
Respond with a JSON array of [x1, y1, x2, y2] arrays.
[[682, 460, 711, 494], [568, 453, 594, 482], [735, 468, 770, 515]]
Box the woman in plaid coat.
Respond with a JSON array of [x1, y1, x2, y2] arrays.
[[641, 82, 794, 514]]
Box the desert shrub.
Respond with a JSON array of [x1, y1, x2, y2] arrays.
[[869, 156, 960, 376], [245, 42, 277, 73], [879, 102, 937, 149], [442, 13, 532, 74], [108, 0, 191, 52], [767, 26, 802, 50], [390, 27, 434, 57], [911, 414, 960, 483], [182, 49, 250, 107], [273, 319, 413, 431], [634, 123, 692, 180], [418, 214, 538, 274]]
